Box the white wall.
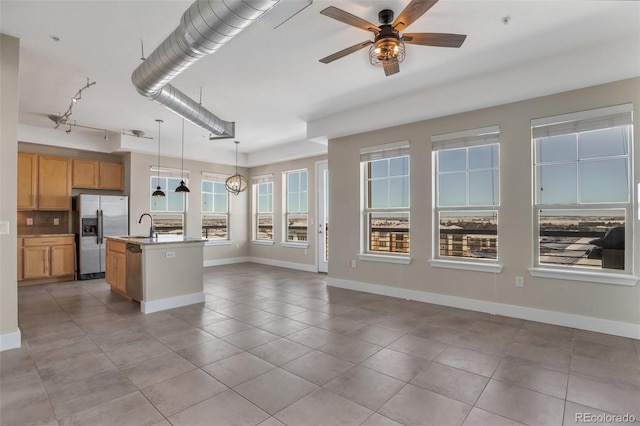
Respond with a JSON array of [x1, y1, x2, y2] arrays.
[[1, 34, 20, 350], [328, 78, 640, 338]]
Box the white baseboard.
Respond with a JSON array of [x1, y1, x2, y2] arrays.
[[204, 257, 251, 267], [248, 257, 317, 273], [327, 278, 640, 340], [141, 292, 206, 314], [0, 329, 21, 352]]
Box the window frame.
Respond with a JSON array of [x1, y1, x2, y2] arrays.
[[252, 176, 274, 243], [360, 142, 411, 261], [149, 169, 188, 236], [531, 105, 634, 281], [431, 126, 502, 271], [201, 173, 229, 242], [283, 169, 309, 245]]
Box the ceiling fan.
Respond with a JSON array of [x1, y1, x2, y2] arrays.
[[319, 0, 466, 76]]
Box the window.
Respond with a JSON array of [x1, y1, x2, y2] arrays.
[[201, 173, 229, 240], [433, 126, 500, 262], [285, 170, 308, 242], [253, 175, 274, 241], [361, 142, 410, 256], [532, 105, 632, 274], [150, 167, 188, 235]]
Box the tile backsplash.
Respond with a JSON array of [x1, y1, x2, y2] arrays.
[[17, 211, 70, 235]]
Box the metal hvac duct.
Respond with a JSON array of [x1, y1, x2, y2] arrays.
[[132, 0, 278, 138]]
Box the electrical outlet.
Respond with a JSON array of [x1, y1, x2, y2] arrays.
[[515, 276, 524, 288], [53, 218, 60, 225], [165, 251, 176, 258], [351, 260, 357, 268], [26, 218, 33, 226]]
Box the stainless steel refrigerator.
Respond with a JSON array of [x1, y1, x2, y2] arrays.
[[73, 194, 128, 280]]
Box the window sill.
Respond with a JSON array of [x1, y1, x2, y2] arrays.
[[205, 240, 232, 247], [280, 242, 309, 249], [251, 240, 274, 246], [528, 267, 638, 286], [429, 259, 503, 273], [359, 253, 411, 265]]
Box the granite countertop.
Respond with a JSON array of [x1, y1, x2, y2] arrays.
[[107, 235, 205, 245]]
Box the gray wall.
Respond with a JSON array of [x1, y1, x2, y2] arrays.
[[328, 78, 640, 327]]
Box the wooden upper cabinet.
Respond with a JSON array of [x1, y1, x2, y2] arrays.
[[38, 155, 71, 210], [72, 159, 99, 188], [18, 153, 38, 210], [72, 159, 123, 190], [99, 162, 123, 190]]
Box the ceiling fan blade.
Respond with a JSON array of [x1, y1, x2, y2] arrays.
[[319, 40, 373, 64], [392, 0, 439, 32], [402, 32, 467, 48], [320, 6, 379, 34], [383, 59, 400, 76]]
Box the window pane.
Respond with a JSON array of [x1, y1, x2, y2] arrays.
[[539, 209, 625, 270], [368, 212, 409, 253], [438, 172, 466, 207], [300, 171, 308, 191], [214, 182, 227, 194], [536, 134, 577, 163], [369, 179, 388, 208], [537, 163, 577, 204], [168, 178, 182, 190], [202, 215, 227, 239], [579, 127, 628, 159], [167, 191, 184, 212], [202, 181, 213, 193], [213, 194, 228, 213], [300, 192, 308, 212], [288, 193, 300, 212], [258, 194, 270, 213], [469, 145, 498, 170], [202, 193, 213, 213], [257, 215, 273, 240], [259, 183, 269, 195], [579, 158, 629, 203], [389, 176, 409, 208], [153, 214, 183, 235], [287, 213, 307, 242], [469, 170, 499, 206], [289, 172, 299, 192], [439, 149, 466, 172], [439, 211, 497, 259], [151, 195, 166, 212], [389, 156, 409, 176], [369, 160, 388, 178]]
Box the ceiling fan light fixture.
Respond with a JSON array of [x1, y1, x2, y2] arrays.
[[369, 38, 405, 67]]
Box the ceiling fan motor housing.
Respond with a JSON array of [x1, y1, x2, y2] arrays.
[[378, 9, 394, 25]]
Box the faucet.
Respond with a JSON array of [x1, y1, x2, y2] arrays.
[[138, 213, 154, 238]]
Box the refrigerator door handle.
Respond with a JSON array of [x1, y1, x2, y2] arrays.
[[97, 209, 103, 244]]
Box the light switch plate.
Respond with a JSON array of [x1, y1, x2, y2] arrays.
[[0, 220, 10, 235]]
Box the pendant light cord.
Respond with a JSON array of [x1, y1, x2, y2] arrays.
[[181, 118, 185, 179]]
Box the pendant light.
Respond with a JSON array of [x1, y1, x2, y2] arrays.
[[152, 119, 166, 197], [175, 118, 190, 193], [225, 141, 248, 195]]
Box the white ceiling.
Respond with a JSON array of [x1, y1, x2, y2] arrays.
[[1, 0, 639, 166]]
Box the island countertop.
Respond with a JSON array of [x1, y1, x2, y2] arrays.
[[107, 235, 205, 245]]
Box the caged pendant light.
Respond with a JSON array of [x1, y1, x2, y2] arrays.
[[175, 118, 190, 193], [152, 119, 166, 197], [225, 141, 248, 195]]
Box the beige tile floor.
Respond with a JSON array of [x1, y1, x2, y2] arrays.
[[2, 263, 640, 426]]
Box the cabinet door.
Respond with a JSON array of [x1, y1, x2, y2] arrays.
[[18, 153, 37, 210], [39, 156, 71, 210], [99, 162, 123, 190], [72, 159, 99, 188], [23, 247, 50, 279], [50, 245, 75, 276], [115, 252, 127, 293]]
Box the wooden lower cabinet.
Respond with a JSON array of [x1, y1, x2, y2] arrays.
[[105, 239, 128, 298], [20, 235, 75, 284]]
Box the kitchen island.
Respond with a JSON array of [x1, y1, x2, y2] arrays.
[[105, 235, 205, 313]]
